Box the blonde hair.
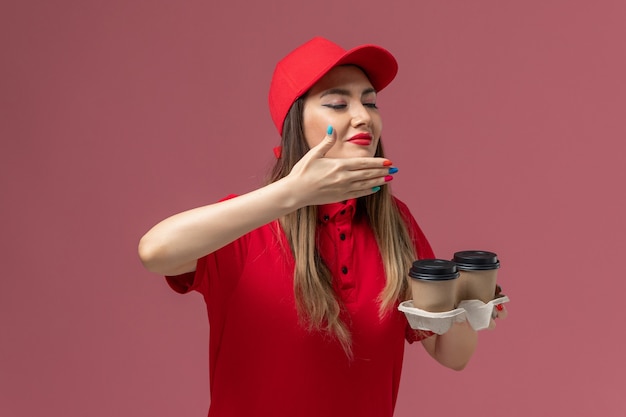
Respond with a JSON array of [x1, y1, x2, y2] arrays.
[[266, 97, 417, 357]]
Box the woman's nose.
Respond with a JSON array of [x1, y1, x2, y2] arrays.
[[350, 103, 372, 127]]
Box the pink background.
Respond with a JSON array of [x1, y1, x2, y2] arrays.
[[2, 1, 625, 416]]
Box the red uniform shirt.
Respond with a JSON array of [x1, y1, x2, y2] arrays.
[[166, 196, 434, 417]]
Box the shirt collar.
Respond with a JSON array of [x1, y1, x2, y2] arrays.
[[318, 199, 357, 223]]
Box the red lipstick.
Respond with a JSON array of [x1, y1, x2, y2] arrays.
[[348, 132, 372, 146]]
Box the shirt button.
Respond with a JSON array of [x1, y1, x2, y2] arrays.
[[323, 215, 330, 221], [340, 210, 346, 215], [341, 266, 348, 274], [339, 233, 346, 241]]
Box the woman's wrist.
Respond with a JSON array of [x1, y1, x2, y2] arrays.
[[271, 176, 310, 213]]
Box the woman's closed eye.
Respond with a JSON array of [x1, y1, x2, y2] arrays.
[[322, 103, 378, 110], [323, 104, 347, 110]]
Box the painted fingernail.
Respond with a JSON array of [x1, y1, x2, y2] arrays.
[[382, 160, 393, 166], [384, 175, 393, 182], [388, 167, 398, 174], [371, 186, 381, 192], [495, 304, 504, 311], [327, 125, 333, 135]]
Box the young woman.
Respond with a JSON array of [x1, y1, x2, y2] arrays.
[[139, 36, 499, 417]]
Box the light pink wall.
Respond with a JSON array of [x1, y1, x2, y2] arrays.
[[2, 1, 625, 416]]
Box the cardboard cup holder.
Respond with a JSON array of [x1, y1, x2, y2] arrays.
[[398, 296, 510, 334]]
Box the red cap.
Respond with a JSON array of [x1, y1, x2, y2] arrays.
[[268, 37, 398, 135]]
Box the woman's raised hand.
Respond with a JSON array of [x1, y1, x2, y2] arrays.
[[285, 126, 395, 207]]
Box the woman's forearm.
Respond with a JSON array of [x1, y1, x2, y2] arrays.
[[421, 321, 478, 371], [138, 177, 302, 276]]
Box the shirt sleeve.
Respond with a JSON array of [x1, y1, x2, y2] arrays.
[[405, 327, 435, 343], [165, 270, 201, 294]]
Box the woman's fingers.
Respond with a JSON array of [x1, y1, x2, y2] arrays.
[[307, 125, 337, 159], [495, 303, 508, 319], [488, 303, 508, 330]]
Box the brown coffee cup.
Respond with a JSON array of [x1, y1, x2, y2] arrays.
[[453, 250, 500, 303], [409, 259, 460, 312]]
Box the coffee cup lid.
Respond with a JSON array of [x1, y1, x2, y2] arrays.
[[453, 250, 500, 271], [409, 259, 460, 281]]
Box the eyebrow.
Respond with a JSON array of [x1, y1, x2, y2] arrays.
[[320, 87, 377, 98]]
